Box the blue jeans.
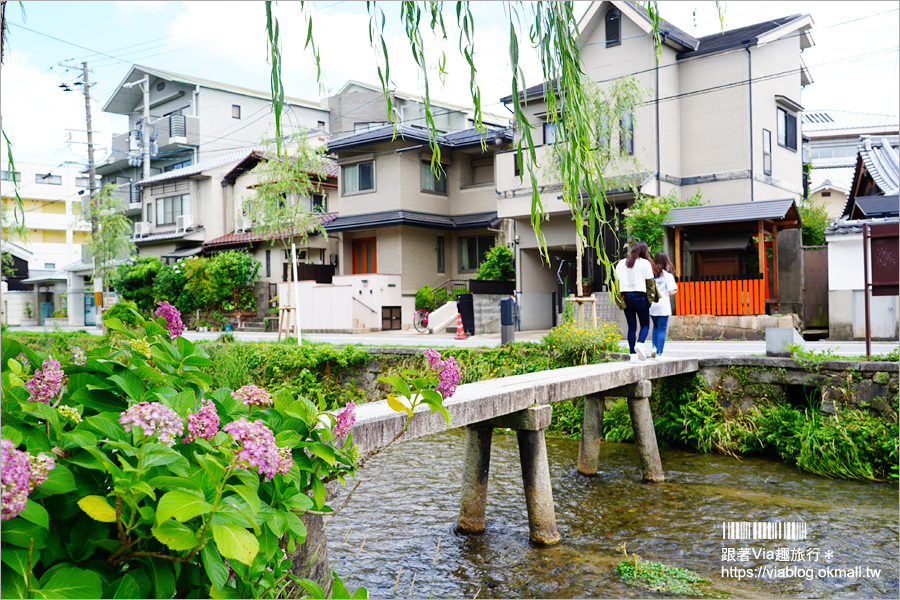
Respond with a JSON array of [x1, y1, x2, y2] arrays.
[[623, 292, 649, 354], [651, 315, 669, 356]]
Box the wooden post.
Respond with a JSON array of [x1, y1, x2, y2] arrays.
[[674, 226, 681, 276], [456, 424, 493, 534], [772, 226, 779, 301], [577, 394, 605, 475], [757, 220, 767, 302]]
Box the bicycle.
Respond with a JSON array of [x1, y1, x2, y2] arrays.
[[413, 306, 432, 333]]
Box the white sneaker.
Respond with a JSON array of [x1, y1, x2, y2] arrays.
[[634, 345, 647, 361]]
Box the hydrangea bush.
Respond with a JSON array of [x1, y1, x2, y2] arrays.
[[0, 307, 377, 599]]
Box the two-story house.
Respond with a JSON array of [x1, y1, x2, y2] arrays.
[[322, 124, 513, 329]]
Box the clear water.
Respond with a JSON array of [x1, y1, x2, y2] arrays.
[[328, 428, 898, 599]]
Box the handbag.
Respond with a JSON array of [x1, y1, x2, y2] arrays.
[[646, 278, 661, 304], [611, 282, 626, 310]]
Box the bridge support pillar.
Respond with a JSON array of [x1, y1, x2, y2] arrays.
[[456, 424, 493, 534], [456, 405, 560, 545], [577, 394, 605, 475], [626, 380, 664, 482]]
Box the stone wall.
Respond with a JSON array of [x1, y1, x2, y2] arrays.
[[668, 314, 801, 341], [473, 294, 503, 335], [697, 357, 899, 417]]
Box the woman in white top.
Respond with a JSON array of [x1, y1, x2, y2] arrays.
[[614, 241, 654, 361], [649, 251, 678, 358]]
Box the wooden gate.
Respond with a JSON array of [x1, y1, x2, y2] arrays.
[[803, 246, 828, 329], [675, 274, 765, 316]]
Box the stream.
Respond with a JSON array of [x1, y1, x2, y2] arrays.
[[327, 428, 898, 599]]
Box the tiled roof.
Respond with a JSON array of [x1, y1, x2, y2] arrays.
[[203, 213, 339, 247], [325, 210, 500, 232], [826, 215, 899, 236], [135, 149, 261, 186], [676, 15, 801, 59], [326, 125, 512, 152], [802, 110, 899, 133], [851, 196, 900, 219], [133, 227, 205, 244], [220, 151, 338, 185], [810, 166, 854, 194], [858, 137, 900, 196], [665, 199, 800, 227]]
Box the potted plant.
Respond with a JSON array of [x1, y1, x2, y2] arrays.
[[469, 245, 515, 295], [581, 278, 593, 296]]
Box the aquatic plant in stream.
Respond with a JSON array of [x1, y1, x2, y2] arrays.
[[0, 304, 369, 598]]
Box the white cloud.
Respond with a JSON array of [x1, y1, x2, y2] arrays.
[[1, 53, 126, 169]]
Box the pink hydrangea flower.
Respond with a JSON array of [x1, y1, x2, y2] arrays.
[[2, 439, 55, 521], [276, 447, 293, 475], [24, 357, 65, 405], [183, 399, 220, 443], [436, 356, 461, 400], [154, 301, 184, 341], [333, 402, 356, 438], [423, 349, 461, 400], [233, 385, 273, 407], [119, 401, 184, 446], [223, 417, 286, 481]]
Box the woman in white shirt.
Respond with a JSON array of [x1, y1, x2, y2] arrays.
[[649, 251, 678, 358], [614, 241, 654, 361]]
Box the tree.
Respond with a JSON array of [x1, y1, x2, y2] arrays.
[[110, 256, 161, 312], [797, 198, 829, 246], [242, 137, 329, 345], [263, 1, 714, 298], [83, 183, 135, 307]]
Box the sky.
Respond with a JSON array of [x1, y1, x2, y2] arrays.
[[1, 1, 898, 171]]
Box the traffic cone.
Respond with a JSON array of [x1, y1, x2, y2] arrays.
[[455, 314, 467, 340]]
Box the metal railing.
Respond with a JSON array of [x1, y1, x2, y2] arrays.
[[426, 279, 469, 310]]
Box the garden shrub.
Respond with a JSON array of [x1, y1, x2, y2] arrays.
[[0, 310, 369, 598], [474, 245, 514, 280], [104, 299, 142, 327], [111, 257, 162, 312], [543, 320, 624, 365]]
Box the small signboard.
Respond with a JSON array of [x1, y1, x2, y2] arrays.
[[870, 223, 899, 297]]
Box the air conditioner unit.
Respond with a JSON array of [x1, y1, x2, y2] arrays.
[[175, 214, 194, 234], [134, 221, 150, 238], [236, 217, 252, 233]]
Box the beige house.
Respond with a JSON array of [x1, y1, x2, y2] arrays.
[[497, 0, 814, 322], [324, 124, 513, 329]]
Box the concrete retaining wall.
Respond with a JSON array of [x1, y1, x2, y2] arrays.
[[668, 314, 801, 341], [697, 357, 899, 417]]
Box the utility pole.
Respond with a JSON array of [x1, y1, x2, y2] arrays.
[[81, 61, 103, 321]]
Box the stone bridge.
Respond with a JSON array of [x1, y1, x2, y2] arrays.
[[349, 359, 700, 545]]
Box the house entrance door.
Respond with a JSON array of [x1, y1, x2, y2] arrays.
[[352, 238, 377, 274]]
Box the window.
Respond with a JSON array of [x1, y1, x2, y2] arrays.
[[762, 129, 772, 176], [44, 263, 55, 269], [156, 194, 190, 225], [437, 236, 445, 273], [597, 113, 611, 153], [312, 194, 327, 213], [35, 173, 62, 185], [514, 154, 521, 177], [1, 170, 21, 181], [164, 160, 191, 172], [317, 121, 325, 128], [605, 7, 621, 47], [146, 203, 153, 223], [232, 105, 241, 119], [619, 109, 633, 155], [342, 161, 375, 194], [75, 177, 90, 188], [777, 108, 797, 151], [421, 162, 447, 193], [542, 121, 560, 145], [822, 191, 832, 197], [459, 235, 495, 271], [266, 250, 271, 278]]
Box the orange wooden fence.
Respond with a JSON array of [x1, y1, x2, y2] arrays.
[[675, 274, 766, 316]]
